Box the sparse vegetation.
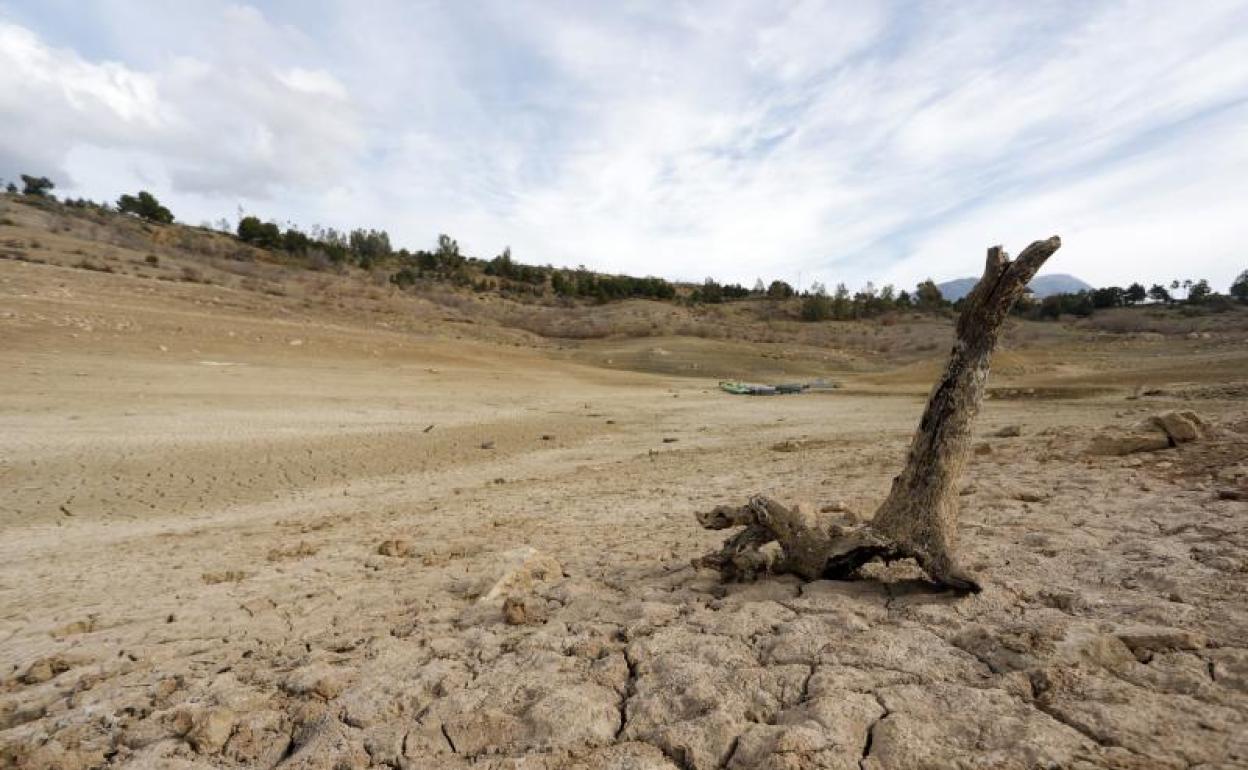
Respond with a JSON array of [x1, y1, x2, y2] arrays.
[[117, 191, 174, 224], [2, 174, 1242, 337], [20, 174, 54, 198]]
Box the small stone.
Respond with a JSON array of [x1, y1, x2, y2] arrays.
[[377, 538, 413, 557], [974, 442, 992, 455], [502, 595, 546, 625], [476, 546, 563, 602], [154, 677, 180, 699], [480, 440, 495, 450], [1116, 625, 1207, 662], [993, 424, 1022, 437], [19, 656, 72, 684], [283, 664, 346, 700], [1147, 411, 1205, 444], [188, 707, 235, 754], [1088, 429, 1171, 456]]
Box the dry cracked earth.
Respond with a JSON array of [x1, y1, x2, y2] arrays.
[[2, 260, 1248, 769]]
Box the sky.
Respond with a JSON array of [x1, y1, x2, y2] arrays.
[[1, 1, 1246, 292]]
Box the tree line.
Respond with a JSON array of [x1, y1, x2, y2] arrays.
[[5, 173, 1246, 317]]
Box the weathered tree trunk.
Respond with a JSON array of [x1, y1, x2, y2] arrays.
[[696, 237, 1062, 592]]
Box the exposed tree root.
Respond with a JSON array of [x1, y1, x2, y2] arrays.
[[696, 237, 1063, 593]]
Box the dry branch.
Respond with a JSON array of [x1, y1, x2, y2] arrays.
[[696, 236, 1063, 592]]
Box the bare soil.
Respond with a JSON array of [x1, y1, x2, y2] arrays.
[[2, 209, 1247, 769]]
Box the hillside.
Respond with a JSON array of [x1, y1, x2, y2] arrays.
[[5, 194, 1245, 386]]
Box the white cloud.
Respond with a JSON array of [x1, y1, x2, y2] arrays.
[[0, 8, 361, 199], [0, 1, 1245, 290]]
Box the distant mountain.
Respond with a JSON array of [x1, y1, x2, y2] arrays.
[[936, 273, 1093, 302]]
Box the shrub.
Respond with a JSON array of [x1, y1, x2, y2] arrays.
[[800, 293, 833, 321], [20, 174, 54, 197], [117, 191, 174, 224], [237, 216, 282, 249], [1232, 270, 1248, 303]]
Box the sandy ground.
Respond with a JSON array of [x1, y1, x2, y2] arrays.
[[2, 257, 1248, 769]]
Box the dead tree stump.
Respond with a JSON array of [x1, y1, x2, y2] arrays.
[[695, 236, 1063, 592]]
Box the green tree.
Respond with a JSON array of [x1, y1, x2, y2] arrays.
[[1147, 284, 1172, 305], [1186, 279, 1211, 304], [1231, 270, 1248, 303], [116, 190, 174, 224], [348, 228, 392, 267], [696, 278, 724, 304], [1091, 286, 1124, 309], [20, 174, 54, 197], [914, 279, 944, 311], [800, 293, 832, 321], [436, 234, 461, 263], [1124, 282, 1146, 305], [282, 227, 311, 253], [237, 216, 282, 248], [766, 280, 794, 299], [831, 283, 851, 319], [390, 267, 418, 289]]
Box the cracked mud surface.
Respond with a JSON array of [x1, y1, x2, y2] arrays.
[[3, 263, 1248, 769]]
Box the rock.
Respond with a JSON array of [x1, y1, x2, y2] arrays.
[[475, 546, 563, 602], [1087, 428, 1171, 456], [1217, 488, 1248, 501], [222, 710, 290, 767], [771, 439, 801, 452], [973, 442, 992, 455], [1145, 410, 1207, 444], [282, 714, 369, 770], [993, 424, 1022, 437], [1115, 625, 1207, 661], [1207, 648, 1248, 693], [1038, 590, 1088, 614], [503, 595, 546, 625], [1088, 411, 1210, 456], [284, 664, 348, 700], [376, 538, 413, 557], [480, 440, 495, 449], [19, 655, 73, 684], [187, 707, 235, 754]]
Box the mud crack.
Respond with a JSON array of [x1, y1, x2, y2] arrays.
[[859, 691, 889, 770]]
